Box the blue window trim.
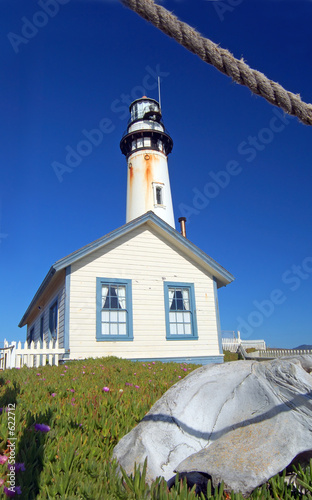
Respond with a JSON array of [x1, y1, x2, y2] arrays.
[[39, 314, 44, 344], [164, 281, 198, 340], [49, 299, 58, 342], [96, 278, 133, 341]]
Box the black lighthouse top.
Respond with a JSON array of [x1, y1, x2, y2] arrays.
[[120, 97, 173, 158]]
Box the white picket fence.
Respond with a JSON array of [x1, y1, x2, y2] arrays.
[[256, 349, 312, 359], [222, 333, 266, 353], [0, 339, 66, 370]]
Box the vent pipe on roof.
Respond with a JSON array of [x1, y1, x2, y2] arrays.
[[178, 217, 187, 238]]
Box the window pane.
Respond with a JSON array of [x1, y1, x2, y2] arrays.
[[118, 286, 126, 309], [170, 323, 177, 335], [176, 312, 184, 323], [175, 290, 185, 310], [102, 311, 110, 322], [156, 186, 163, 205], [102, 322, 110, 335], [144, 137, 151, 147], [177, 323, 184, 335], [110, 311, 118, 323], [119, 323, 127, 335], [111, 323, 118, 335], [170, 298, 176, 310], [184, 323, 192, 335], [119, 311, 126, 323], [137, 138, 143, 148], [182, 289, 190, 310], [184, 312, 191, 324], [169, 312, 176, 323]]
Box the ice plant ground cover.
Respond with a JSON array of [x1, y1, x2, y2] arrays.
[[0, 357, 311, 499]]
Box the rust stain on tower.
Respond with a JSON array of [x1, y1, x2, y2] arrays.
[[120, 97, 175, 228]]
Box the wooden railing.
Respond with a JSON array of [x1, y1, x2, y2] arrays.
[[0, 340, 66, 369], [256, 349, 312, 358], [222, 338, 266, 353]]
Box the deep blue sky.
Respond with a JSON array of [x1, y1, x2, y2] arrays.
[[0, 0, 311, 348]]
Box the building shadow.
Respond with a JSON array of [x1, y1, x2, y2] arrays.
[[15, 408, 53, 500]]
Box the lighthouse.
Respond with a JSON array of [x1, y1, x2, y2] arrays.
[[120, 97, 175, 228]]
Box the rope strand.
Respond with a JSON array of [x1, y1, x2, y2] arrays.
[[120, 0, 312, 126]]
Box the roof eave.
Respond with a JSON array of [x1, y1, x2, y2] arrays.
[[145, 217, 234, 287], [53, 212, 234, 286], [19, 212, 234, 327], [18, 267, 56, 328]]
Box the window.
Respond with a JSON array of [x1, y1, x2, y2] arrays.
[[40, 315, 44, 343], [96, 278, 133, 341], [49, 301, 58, 341], [153, 183, 164, 206], [164, 282, 198, 340], [137, 137, 144, 148], [156, 186, 163, 205], [28, 327, 34, 347]]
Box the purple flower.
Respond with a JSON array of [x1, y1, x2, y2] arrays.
[[4, 487, 15, 497], [64, 365, 68, 369], [70, 389, 75, 393], [51, 393, 56, 397], [8, 463, 25, 473], [135, 385, 140, 389], [34, 423, 51, 433], [0, 455, 8, 464], [60, 374, 65, 377], [152, 362, 155, 365], [0, 408, 2, 414], [102, 387, 110, 392], [36, 373, 41, 376], [4, 485, 22, 497]]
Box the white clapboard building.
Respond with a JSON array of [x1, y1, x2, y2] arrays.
[[19, 97, 234, 365]]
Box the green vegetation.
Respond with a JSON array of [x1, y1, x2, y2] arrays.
[[223, 351, 239, 362], [0, 357, 311, 499]]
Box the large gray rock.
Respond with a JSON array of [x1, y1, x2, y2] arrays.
[[112, 356, 312, 495]]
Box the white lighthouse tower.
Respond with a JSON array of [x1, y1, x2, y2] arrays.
[[120, 97, 175, 228]]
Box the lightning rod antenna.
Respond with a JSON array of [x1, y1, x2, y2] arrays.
[[158, 76, 162, 112]]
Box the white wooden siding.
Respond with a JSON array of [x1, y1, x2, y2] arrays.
[[27, 275, 66, 348], [69, 225, 221, 361]]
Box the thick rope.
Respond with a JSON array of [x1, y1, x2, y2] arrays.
[[120, 0, 312, 126]]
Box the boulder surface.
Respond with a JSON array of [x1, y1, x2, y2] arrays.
[[112, 356, 312, 495]]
